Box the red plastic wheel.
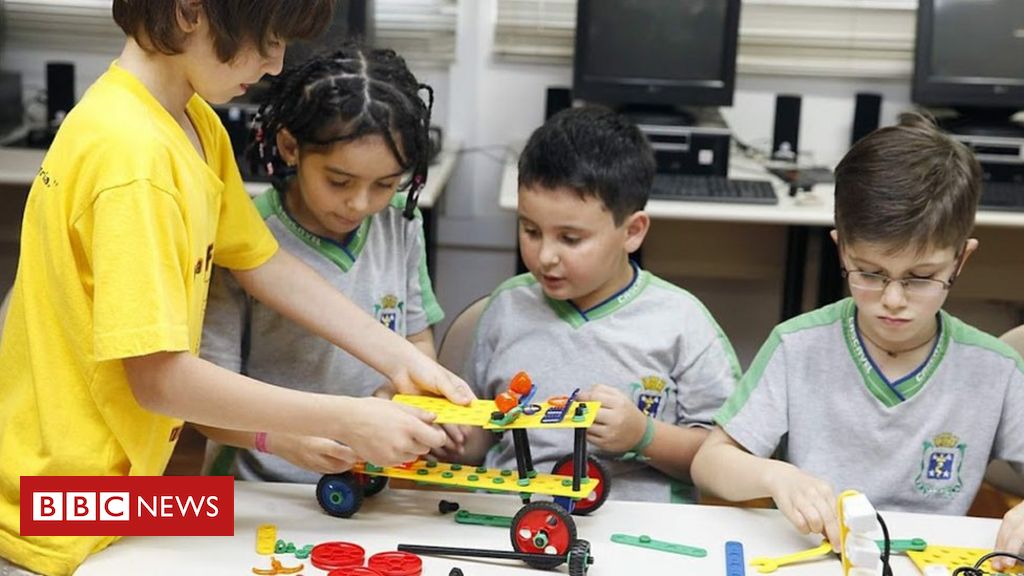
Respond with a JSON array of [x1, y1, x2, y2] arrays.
[[510, 501, 577, 569], [328, 568, 384, 576], [367, 551, 423, 576], [551, 455, 610, 515], [311, 542, 366, 571]]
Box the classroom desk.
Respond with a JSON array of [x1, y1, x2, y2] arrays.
[[0, 145, 457, 208], [76, 481, 1006, 575], [499, 155, 1024, 319], [0, 142, 459, 276]]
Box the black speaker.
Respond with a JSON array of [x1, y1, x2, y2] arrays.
[[46, 62, 76, 128], [545, 87, 572, 120], [851, 92, 882, 146], [771, 94, 802, 162]]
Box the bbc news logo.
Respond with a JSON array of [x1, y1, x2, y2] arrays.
[[21, 476, 233, 536]]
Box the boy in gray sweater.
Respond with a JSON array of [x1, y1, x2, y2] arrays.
[[454, 107, 740, 504]]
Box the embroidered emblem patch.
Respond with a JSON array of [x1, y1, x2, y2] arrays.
[[914, 432, 965, 498], [374, 294, 404, 332], [633, 376, 667, 418]]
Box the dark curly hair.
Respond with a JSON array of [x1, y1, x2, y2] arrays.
[[249, 44, 434, 219]]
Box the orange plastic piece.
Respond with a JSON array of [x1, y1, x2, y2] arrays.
[[508, 371, 533, 395], [495, 391, 519, 414], [252, 558, 304, 575], [546, 395, 569, 408]]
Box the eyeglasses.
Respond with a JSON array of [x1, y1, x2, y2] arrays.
[[840, 248, 966, 297], [840, 270, 953, 296]]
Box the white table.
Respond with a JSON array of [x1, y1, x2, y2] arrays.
[[76, 481, 1005, 576], [499, 154, 1024, 229], [499, 154, 1024, 320], [0, 142, 459, 278], [0, 144, 458, 209]]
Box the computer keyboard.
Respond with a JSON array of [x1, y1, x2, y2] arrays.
[[651, 174, 778, 205], [980, 180, 1024, 211]]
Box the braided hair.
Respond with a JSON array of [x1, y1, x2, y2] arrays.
[[248, 44, 434, 219]]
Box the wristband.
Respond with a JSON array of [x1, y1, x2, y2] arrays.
[[254, 432, 270, 454], [620, 416, 655, 462]]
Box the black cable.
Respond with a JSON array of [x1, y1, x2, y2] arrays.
[[951, 551, 1024, 575], [876, 512, 893, 576]]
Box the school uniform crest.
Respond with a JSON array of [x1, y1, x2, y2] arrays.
[[914, 432, 965, 498], [373, 294, 404, 332], [634, 376, 667, 418]]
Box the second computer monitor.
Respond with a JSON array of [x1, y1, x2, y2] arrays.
[[572, 0, 741, 110]]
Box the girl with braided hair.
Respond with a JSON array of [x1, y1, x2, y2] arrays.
[[199, 45, 454, 482]]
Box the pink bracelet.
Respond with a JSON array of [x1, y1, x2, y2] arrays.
[[254, 432, 270, 454]]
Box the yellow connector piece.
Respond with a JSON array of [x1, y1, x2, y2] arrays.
[[393, 394, 599, 430], [255, 523, 276, 555]]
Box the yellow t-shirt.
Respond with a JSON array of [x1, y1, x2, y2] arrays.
[[0, 63, 278, 575]]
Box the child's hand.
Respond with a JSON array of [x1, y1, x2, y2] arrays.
[[430, 424, 470, 462], [342, 398, 448, 466], [765, 462, 841, 551], [267, 433, 359, 475], [992, 500, 1024, 571], [578, 384, 648, 454], [392, 356, 475, 406]]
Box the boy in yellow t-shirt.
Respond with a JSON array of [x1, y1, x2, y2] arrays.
[[0, 2, 472, 575]]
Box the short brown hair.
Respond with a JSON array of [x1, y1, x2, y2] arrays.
[[112, 0, 334, 62], [834, 111, 982, 255]]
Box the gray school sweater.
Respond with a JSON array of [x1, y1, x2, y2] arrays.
[[466, 267, 740, 503]]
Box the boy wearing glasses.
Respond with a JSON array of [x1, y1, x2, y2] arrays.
[[691, 113, 1024, 563]]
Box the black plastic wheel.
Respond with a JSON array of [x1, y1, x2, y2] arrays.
[[509, 501, 577, 570], [316, 472, 364, 518], [567, 539, 592, 576], [362, 474, 388, 497], [550, 454, 611, 515]]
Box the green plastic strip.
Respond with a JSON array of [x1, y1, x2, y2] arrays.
[[611, 534, 708, 558], [875, 538, 927, 552], [453, 509, 513, 528]]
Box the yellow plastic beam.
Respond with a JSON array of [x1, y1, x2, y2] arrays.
[[394, 394, 599, 430], [354, 459, 599, 499]]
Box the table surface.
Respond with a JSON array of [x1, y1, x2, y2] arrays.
[[75, 480, 1007, 576], [499, 153, 1024, 229], [0, 142, 460, 209]]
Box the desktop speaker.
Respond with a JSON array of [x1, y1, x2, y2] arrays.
[[545, 87, 572, 120], [46, 62, 76, 129], [771, 94, 801, 162], [851, 93, 882, 146]]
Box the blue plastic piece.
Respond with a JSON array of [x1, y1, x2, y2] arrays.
[[726, 541, 745, 576], [541, 388, 580, 424]]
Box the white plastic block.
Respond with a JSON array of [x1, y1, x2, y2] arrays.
[[847, 553, 882, 574], [841, 493, 879, 533], [923, 565, 951, 576], [845, 534, 881, 567]]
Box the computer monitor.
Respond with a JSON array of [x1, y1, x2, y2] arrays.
[[912, 0, 1024, 136], [239, 0, 375, 105], [572, 0, 741, 116], [283, 0, 375, 72], [219, 0, 374, 180]]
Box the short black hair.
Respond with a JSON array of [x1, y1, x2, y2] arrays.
[[518, 106, 655, 225], [249, 44, 434, 219], [835, 111, 982, 255]]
